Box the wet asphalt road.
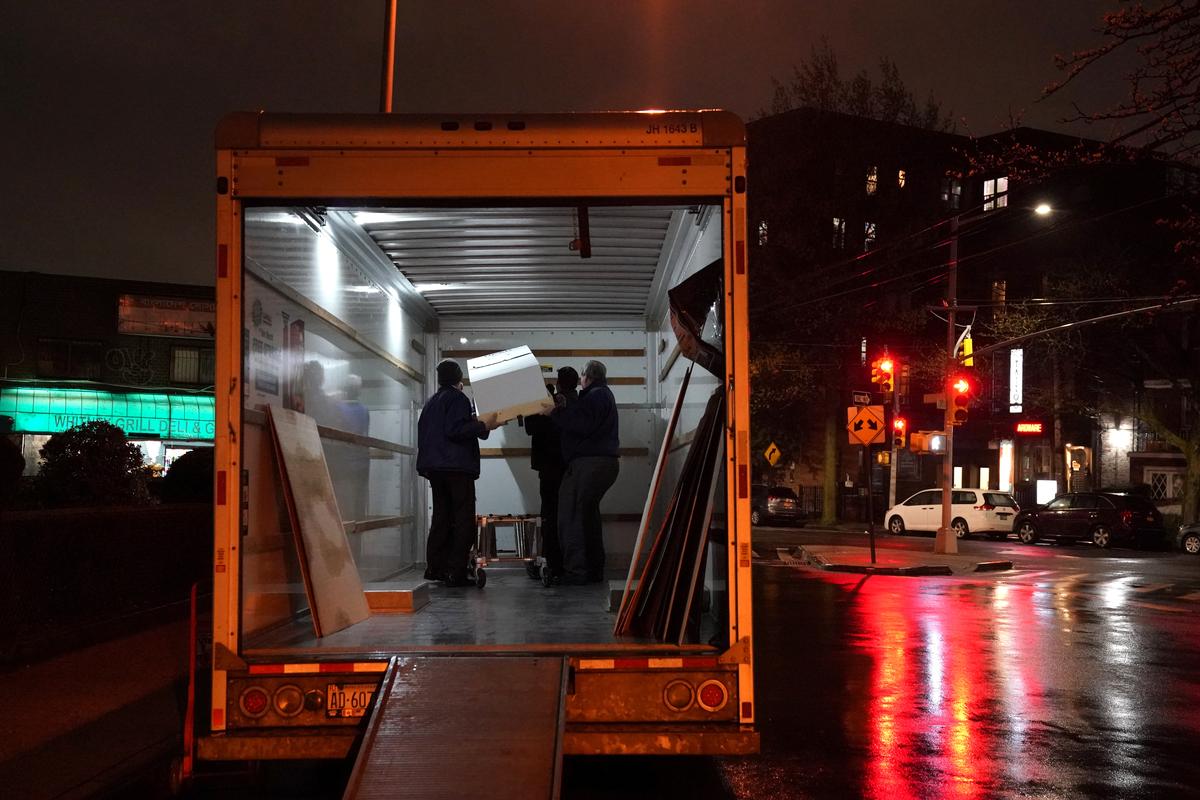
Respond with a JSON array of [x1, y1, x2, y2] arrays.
[[117, 527, 1200, 799], [726, 527, 1200, 799]]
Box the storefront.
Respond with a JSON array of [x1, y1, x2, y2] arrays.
[[0, 385, 214, 475]]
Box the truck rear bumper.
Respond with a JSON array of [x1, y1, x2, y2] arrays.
[[564, 723, 759, 755], [198, 722, 759, 761]]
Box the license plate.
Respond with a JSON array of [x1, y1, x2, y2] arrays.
[[326, 683, 376, 718], [997, 513, 1011, 519]]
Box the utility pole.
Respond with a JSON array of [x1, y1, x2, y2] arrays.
[[888, 382, 899, 509], [379, 0, 397, 113], [934, 215, 959, 555]]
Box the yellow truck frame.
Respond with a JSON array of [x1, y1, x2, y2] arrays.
[[202, 110, 756, 762]]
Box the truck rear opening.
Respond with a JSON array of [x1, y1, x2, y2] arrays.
[[203, 111, 755, 765]]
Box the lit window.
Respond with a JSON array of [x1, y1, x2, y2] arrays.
[[171, 347, 215, 385], [865, 166, 878, 195], [832, 217, 846, 249], [940, 176, 962, 209], [863, 221, 877, 251], [983, 176, 1009, 211], [991, 280, 1007, 305], [1146, 468, 1184, 501], [897, 169, 907, 189], [757, 219, 768, 246]]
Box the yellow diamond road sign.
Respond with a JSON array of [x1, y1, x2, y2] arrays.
[[764, 442, 782, 466], [846, 405, 886, 446]]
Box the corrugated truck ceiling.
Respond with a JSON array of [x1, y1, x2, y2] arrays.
[[355, 205, 690, 318]]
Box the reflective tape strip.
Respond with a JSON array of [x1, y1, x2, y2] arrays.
[[576, 657, 720, 671], [248, 662, 388, 675]]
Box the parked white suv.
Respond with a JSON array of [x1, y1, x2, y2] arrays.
[[884, 488, 1020, 539]]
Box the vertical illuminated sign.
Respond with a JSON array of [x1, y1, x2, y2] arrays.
[[998, 440, 1014, 492], [1009, 348, 1023, 413]]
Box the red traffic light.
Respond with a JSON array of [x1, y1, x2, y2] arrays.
[[892, 417, 906, 431], [950, 376, 972, 425], [879, 358, 894, 374]]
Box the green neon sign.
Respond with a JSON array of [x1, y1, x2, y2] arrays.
[[0, 387, 215, 440]]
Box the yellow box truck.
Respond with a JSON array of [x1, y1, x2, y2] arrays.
[[196, 110, 756, 790]]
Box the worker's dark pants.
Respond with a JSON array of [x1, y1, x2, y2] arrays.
[[538, 469, 565, 575], [425, 471, 476, 580], [558, 456, 620, 582]]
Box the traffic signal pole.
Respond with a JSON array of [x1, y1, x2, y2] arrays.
[[888, 388, 899, 509], [935, 215, 959, 555]]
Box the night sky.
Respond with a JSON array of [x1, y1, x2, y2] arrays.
[[4, 1, 1126, 286]]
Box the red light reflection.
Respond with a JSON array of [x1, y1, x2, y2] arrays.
[[854, 582, 999, 798]]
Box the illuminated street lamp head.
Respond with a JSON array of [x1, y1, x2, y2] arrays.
[[1035, 203, 1052, 216]]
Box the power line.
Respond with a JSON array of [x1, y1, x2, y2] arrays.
[[755, 192, 1176, 316]]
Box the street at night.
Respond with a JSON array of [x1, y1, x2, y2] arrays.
[[8, 3, 1200, 798]]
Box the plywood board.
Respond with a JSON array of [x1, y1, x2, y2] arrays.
[[267, 406, 370, 637]]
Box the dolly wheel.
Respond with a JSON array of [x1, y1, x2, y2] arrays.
[[475, 568, 487, 588]]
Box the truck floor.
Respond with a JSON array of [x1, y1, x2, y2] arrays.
[[243, 566, 708, 656]]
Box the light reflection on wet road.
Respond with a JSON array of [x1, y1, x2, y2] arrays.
[[724, 560, 1200, 799]]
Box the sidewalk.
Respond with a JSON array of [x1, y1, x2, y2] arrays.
[[0, 619, 189, 798], [789, 544, 1013, 576]]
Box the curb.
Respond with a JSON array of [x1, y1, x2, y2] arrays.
[[797, 547, 1012, 577], [799, 547, 953, 576], [824, 563, 954, 576]]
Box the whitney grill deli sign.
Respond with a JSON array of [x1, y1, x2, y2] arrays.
[[0, 387, 215, 440]]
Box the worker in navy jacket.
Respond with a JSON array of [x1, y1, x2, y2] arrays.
[[522, 366, 579, 579], [417, 359, 500, 586], [551, 359, 620, 584]]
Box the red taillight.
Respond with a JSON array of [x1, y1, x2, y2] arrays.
[[239, 686, 270, 718], [977, 503, 995, 511], [696, 680, 729, 712], [1120, 510, 1134, 526]]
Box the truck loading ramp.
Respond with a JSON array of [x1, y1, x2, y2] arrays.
[[343, 656, 568, 800]]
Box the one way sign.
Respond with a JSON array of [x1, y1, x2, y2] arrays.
[[846, 405, 886, 446]]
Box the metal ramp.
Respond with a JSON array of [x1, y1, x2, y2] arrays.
[[343, 656, 568, 800]]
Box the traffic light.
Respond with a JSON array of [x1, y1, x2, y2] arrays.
[[950, 375, 972, 426], [892, 416, 906, 448], [871, 356, 895, 395]]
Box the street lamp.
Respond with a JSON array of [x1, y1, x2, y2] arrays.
[[1035, 202, 1053, 216]]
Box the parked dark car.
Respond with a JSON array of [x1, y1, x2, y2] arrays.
[[1176, 522, 1200, 555], [1012, 492, 1165, 548], [750, 484, 805, 526]]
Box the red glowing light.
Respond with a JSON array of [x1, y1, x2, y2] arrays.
[[240, 687, 269, 717], [696, 680, 728, 711], [893, 418, 906, 431], [952, 377, 971, 394], [1015, 422, 1043, 434]]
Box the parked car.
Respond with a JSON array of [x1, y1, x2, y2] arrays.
[[1011, 492, 1165, 548], [1175, 522, 1200, 555], [884, 488, 1019, 539], [750, 484, 805, 526]]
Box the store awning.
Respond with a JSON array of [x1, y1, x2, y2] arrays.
[[0, 386, 215, 441]]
